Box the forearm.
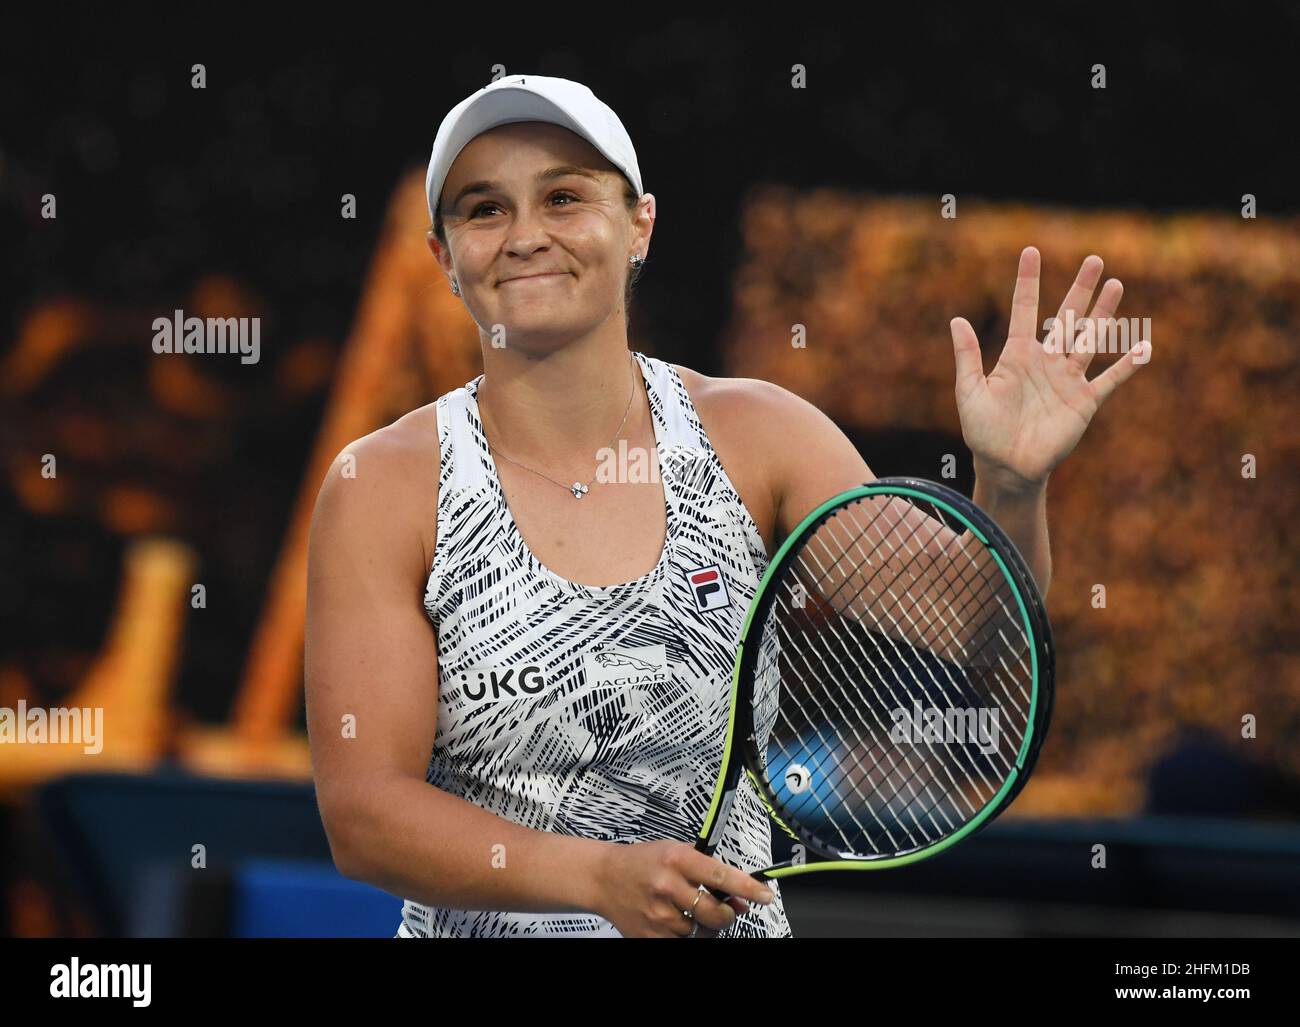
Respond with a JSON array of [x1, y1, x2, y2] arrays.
[[335, 775, 612, 916], [972, 475, 1052, 596]]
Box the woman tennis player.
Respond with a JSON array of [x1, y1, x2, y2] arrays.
[[304, 74, 1146, 938]]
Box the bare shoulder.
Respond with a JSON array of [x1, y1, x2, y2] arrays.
[[311, 402, 442, 578], [670, 364, 821, 551], [670, 363, 873, 541], [671, 364, 831, 447]]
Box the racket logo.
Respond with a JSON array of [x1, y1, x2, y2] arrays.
[[784, 764, 811, 794], [685, 564, 732, 613]]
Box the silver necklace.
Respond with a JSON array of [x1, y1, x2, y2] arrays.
[[482, 354, 638, 500]]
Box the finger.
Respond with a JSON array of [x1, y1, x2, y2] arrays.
[[659, 898, 699, 938], [1086, 276, 1124, 322], [668, 915, 697, 938], [707, 895, 754, 935], [950, 316, 985, 402], [671, 883, 739, 933], [1069, 278, 1123, 375], [688, 853, 776, 907], [1048, 254, 1104, 351], [1008, 246, 1041, 341], [1089, 336, 1149, 407]]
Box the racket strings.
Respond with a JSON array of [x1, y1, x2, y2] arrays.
[[762, 611, 949, 851], [764, 606, 965, 852], [761, 600, 1013, 857], [819, 500, 1014, 671], [806, 522, 1029, 837], [819, 498, 977, 631], [751, 495, 1037, 860], [808, 513, 1033, 753], [800, 508, 1030, 775], [770, 582, 995, 852], [807, 498, 1033, 735]]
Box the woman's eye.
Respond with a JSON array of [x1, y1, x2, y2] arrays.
[[469, 192, 578, 219]]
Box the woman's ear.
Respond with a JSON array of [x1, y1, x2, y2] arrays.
[[427, 231, 452, 273], [636, 193, 656, 251]]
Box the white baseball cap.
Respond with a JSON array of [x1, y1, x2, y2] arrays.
[[425, 74, 644, 226]]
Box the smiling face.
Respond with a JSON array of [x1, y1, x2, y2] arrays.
[[428, 121, 654, 355]]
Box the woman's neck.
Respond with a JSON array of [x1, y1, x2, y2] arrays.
[[476, 336, 643, 468]]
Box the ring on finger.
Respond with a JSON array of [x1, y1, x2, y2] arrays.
[[680, 885, 706, 920], [680, 885, 707, 937]]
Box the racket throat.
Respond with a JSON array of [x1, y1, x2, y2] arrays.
[[702, 787, 738, 851]]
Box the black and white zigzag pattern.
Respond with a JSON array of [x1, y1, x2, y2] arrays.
[[396, 352, 791, 938]]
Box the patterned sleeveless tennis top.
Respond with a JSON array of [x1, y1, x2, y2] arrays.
[[396, 351, 792, 938]]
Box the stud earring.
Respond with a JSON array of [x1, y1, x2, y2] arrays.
[[451, 278, 460, 296], [629, 254, 645, 268]]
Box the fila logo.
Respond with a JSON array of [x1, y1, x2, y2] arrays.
[[686, 564, 732, 613]]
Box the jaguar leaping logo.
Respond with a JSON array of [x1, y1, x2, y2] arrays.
[[592, 650, 659, 672]]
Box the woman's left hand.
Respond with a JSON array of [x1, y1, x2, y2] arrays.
[[949, 247, 1149, 494]]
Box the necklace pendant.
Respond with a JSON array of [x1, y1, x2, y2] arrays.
[[570, 482, 589, 499]]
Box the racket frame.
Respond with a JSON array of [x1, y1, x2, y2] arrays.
[[695, 476, 1056, 882]]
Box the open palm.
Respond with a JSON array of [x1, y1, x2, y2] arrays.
[[951, 247, 1148, 491]]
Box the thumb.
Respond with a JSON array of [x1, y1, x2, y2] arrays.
[[950, 316, 984, 401]]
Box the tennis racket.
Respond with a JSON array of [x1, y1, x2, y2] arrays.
[[696, 476, 1055, 896]]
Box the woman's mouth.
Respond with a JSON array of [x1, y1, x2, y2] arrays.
[[501, 272, 568, 285]]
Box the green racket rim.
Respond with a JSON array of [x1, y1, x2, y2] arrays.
[[700, 477, 1052, 866]]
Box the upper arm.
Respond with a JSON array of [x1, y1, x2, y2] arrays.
[[761, 382, 877, 539], [699, 375, 877, 543], [304, 417, 440, 873]]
